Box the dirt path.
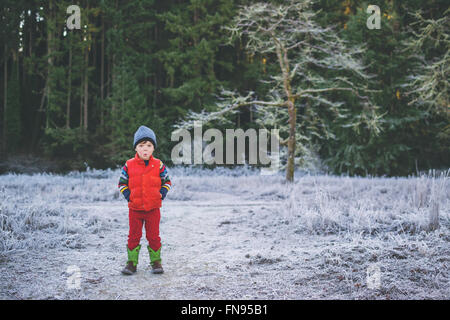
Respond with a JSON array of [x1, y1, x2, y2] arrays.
[[2, 191, 448, 300], [3, 194, 312, 299], [87, 194, 307, 300]]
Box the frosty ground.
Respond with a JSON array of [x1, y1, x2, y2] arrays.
[[0, 167, 449, 299]]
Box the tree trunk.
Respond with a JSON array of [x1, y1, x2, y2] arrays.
[[100, 14, 105, 127], [83, 46, 88, 130], [80, 75, 83, 128], [2, 45, 7, 155], [111, 0, 118, 113], [111, 53, 116, 113], [106, 49, 111, 98], [275, 41, 296, 182], [46, 0, 54, 130], [29, 14, 32, 57], [121, 66, 124, 109], [66, 42, 72, 128], [83, 3, 90, 131], [153, 23, 158, 111], [31, 78, 47, 152], [286, 98, 296, 182]]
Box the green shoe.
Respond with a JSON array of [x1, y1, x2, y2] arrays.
[[147, 246, 164, 274], [122, 244, 141, 275]]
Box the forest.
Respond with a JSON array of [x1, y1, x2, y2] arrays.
[[0, 0, 448, 176], [0, 0, 449, 301]]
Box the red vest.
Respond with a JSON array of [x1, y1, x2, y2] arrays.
[[126, 153, 162, 211]]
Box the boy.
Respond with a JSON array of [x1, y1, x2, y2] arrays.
[[118, 125, 171, 275]]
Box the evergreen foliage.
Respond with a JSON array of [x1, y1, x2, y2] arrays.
[[0, 0, 448, 175]]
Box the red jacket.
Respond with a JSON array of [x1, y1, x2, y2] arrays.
[[126, 153, 162, 211]]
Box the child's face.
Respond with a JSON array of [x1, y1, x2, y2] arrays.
[[135, 140, 154, 160]]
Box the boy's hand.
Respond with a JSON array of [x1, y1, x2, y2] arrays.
[[122, 189, 130, 202], [160, 187, 168, 200]]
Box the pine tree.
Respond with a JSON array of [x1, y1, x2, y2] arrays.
[[103, 63, 150, 164], [5, 60, 21, 151], [175, 0, 379, 181], [155, 0, 238, 121]]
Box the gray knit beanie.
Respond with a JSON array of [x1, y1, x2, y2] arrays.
[[133, 125, 157, 149]]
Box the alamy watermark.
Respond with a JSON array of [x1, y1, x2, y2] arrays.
[[366, 264, 381, 289], [171, 121, 280, 175], [66, 265, 81, 289], [67, 4, 382, 32], [367, 5, 381, 30], [66, 5, 81, 30]]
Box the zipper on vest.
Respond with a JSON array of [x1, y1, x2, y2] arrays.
[[141, 166, 145, 208]]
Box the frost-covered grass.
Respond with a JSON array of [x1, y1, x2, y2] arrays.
[[0, 169, 120, 253], [1, 167, 448, 252], [281, 172, 450, 235], [0, 166, 448, 299], [171, 167, 449, 235]]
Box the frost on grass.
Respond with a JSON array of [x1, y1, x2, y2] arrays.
[[279, 170, 450, 236], [0, 166, 449, 299], [0, 170, 119, 254]]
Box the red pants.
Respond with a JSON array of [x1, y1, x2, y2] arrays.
[[128, 208, 161, 251]]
